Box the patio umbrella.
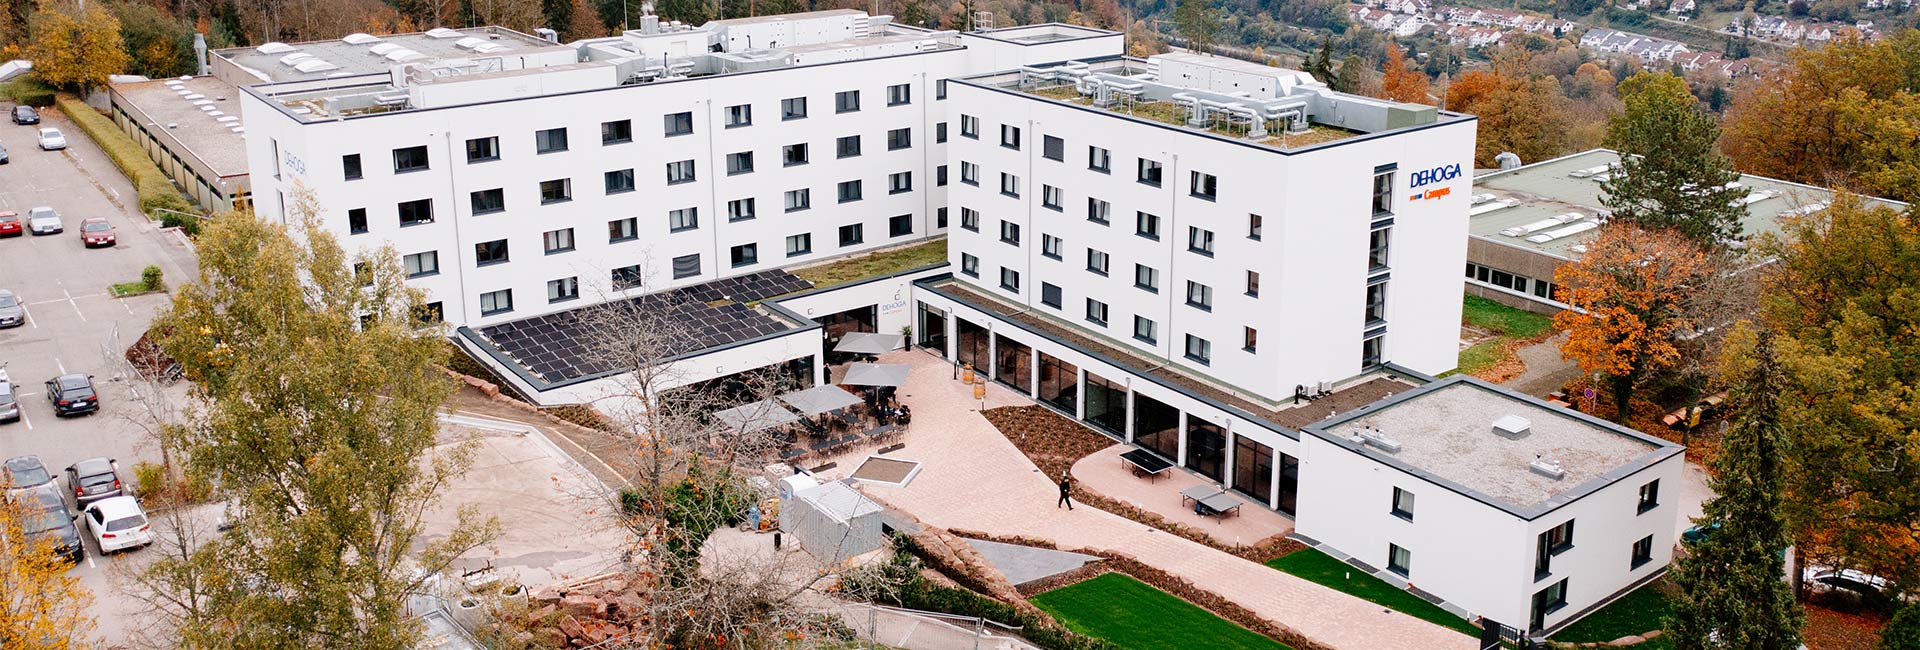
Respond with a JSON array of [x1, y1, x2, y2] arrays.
[[833, 332, 905, 355], [712, 399, 801, 433], [843, 362, 911, 387], [779, 384, 863, 415]]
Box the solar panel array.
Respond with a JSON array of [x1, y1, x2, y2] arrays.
[[475, 270, 815, 383]]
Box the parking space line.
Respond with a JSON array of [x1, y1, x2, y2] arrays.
[[85, 552, 95, 569], [61, 288, 86, 322], [55, 358, 66, 375], [17, 408, 30, 431]]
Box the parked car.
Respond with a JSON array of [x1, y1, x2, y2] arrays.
[[3, 455, 52, 494], [11, 106, 39, 125], [0, 371, 18, 422], [79, 218, 116, 247], [0, 290, 22, 328], [81, 496, 153, 554], [64, 458, 124, 506], [37, 127, 66, 151], [0, 211, 19, 237], [1805, 565, 1898, 611], [44, 374, 96, 416], [25, 207, 60, 235], [15, 483, 84, 564], [0, 141, 8, 164]]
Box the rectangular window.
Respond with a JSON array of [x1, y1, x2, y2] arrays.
[[889, 171, 912, 194], [730, 243, 758, 268], [602, 118, 633, 144], [1042, 234, 1062, 259], [837, 135, 862, 158], [1088, 146, 1110, 173], [1000, 173, 1019, 198], [348, 208, 368, 234], [663, 111, 693, 136], [543, 228, 575, 254], [466, 136, 499, 162], [1086, 249, 1109, 275], [392, 145, 429, 173], [960, 114, 979, 138], [999, 267, 1020, 292], [1249, 214, 1263, 240], [838, 180, 863, 203], [937, 207, 948, 229], [1638, 480, 1660, 514], [961, 208, 980, 232], [1189, 226, 1215, 256], [397, 198, 433, 226], [1532, 579, 1569, 630], [889, 214, 913, 237], [666, 159, 696, 184], [1536, 520, 1576, 577], [784, 143, 809, 166], [1041, 282, 1062, 308], [960, 252, 979, 277], [960, 162, 980, 186], [474, 239, 509, 266], [535, 127, 568, 154], [936, 122, 948, 143], [1043, 135, 1064, 161], [936, 79, 948, 99], [1000, 124, 1021, 150], [839, 223, 864, 246], [1186, 281, 1213, 310], [611, 264, 642, 289], [727, 198, 756, 222], [471, 188, 505, 215], [1136, 211, 1160, 240], [1247, 271, 1261, 297], [1244, 326, 1258, 352], [671, 254, 701, 279], [785, 189, 811, 212], [343, 153, 362, 180], [724, 104, 751, 127], [726, 152, 754, 175], [548, 277, 579, 302], [1086, 299, 1109, 325], [1370, 227, 1392, 271], [836, 90, 860, 113], [1362, 334, 1385, 367], [669, 207, 699, 232], [1392, 487, 1416, 520], [887, 83, 911, 106], [1373, 170, 1395, 216], [1184, 335, 1211, 364], [1138, 158, 1163, 186], [888, 127, 911, 150], [1365, 282, 1388, 324], [605, 168, 635, 194], [1388, 544, 1412, 577], [782, 97, 807, 120], [608, 217, 637, 242], [540, 178, 572, 204], [414, 302, 444, 325], [786, 233, 812, 256], [1088, 198, 1110, 224], [479, 289, 513, 315], [1133, 316, 1157, 344], [1042, 185, 1063, 211], [1190, 171, 1217, 200], [1134, 264, 1159, 292], [999, 220, 1021, 245], [403, 251, 438, 277], [937, 165, 948, 186], [1631, 535, 1654, 569]]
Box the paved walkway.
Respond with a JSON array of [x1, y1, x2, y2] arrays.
[[1072, 444, 1294, 547], [839, 351, 1477, 650], [1507, 332, 1582, 397]]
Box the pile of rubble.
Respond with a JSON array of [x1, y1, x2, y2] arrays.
[[514, 575, 646, 648]]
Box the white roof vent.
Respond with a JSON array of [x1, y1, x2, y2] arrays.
[[425, 27, 464, 38], [455, 36, 488, 49], [293, 59, 340, 73], [1529, 456, 1565, 480], [1567, 164, 1609, 178], [385, 49, 425, 62], [1493, 415, 1531, 439], [278, 52, 315, 65], [342, 33, 382, 44], [255, 42, 296, 54], [1357, 427, 1402, 453], [369, 42, 403, 55]]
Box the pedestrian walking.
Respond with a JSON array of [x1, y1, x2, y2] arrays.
[[1057, 471, 1074, 510]]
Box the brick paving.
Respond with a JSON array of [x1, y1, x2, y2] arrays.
[[1071, 445, 1295, 548], [834, 350, 1478, 650]]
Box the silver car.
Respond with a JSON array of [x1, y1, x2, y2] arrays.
[[0, 290, 21, 328], [0, 371, 17, 423], [37, 127, 65, 151], [25, 207, 60, 235]]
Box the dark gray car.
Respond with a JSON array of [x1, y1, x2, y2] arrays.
[[3, 455, 53, 494], [65, 457, 123, 506], [0, 289, 24, 328], [15, 483, 84, 564]]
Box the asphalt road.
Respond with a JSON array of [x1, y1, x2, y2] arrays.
[[0, 102, 200, 646]]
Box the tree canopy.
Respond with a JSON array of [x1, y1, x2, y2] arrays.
[[1379, 45, 1430, 104], [0, 489, 93, 649], [26, 2, 129, 92], [1600, 72, 1749, 246], [1554, 224, 1716, 421]]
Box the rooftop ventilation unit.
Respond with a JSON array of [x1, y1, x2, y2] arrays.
[[369, 42, 403, 56], [425, 27, 464, 39], [1357, 427, 1402, 453], [342, 33, 382, 44], [1493, 415, 1531, 439], [1527, 221, 1600, 243], [1529, 456, 1566, 480], [255, 42, 296, 54], [1567, 164, 1609, 178], [1468, 199, 1518, 217], [1500, 212, 1583, 237], [294, 60, 340, 73]]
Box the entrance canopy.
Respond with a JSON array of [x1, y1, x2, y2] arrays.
[[843, 362, 911, 387], [779, 384, 863, 415], [712, 399, 801, 433], [834, 332, 904, 355]]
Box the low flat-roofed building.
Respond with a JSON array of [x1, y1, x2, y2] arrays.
[[1466, 149, 1907, 313], [107, 75, 253, 212]]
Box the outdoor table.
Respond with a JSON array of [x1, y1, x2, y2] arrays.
[[1180, 485, 1223, 507], [1198, 491, 1244, 518], [1121, 448, 1174, 482]]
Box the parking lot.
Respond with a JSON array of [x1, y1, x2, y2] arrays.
[[1, 102, 200, 644]]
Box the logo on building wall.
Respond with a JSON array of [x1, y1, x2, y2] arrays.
[[1406, 163, 1461, 202]]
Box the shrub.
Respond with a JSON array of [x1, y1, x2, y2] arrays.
[[141, 265, 163, 291], [133, 461, 167, 499], [52, 95, 200, 221], [3, 76, 56, 107]]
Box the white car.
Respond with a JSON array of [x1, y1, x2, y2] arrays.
[[81, 496, 153, 554], [25, 207, 60, 235], [37, 127, 66, 151]]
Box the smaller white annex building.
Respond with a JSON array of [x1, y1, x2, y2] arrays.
[[1296, 376, 1685, 636]]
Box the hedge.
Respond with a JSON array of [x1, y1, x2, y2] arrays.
[[3, 76, 55, 107], [52, 94, 200, 228]]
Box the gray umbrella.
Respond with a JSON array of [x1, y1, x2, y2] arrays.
[[712, 399, 801, 433], [779, 384, 863, 415], [843, 362, 911, 387], [833, 332, 905, 355]]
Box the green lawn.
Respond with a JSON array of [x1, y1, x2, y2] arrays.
[[1030, 573, 1290, 650], [1265, 550, 1477, 636], [790, 239, 947, 289], [1462, 295, 1555, 338], [1551, 584, 1673, 648]]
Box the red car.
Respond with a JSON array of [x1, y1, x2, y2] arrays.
[[0, 211, 19, 237], [80, 218, 116, 247]]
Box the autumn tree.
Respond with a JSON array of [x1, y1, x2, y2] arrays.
[[0, 488, 93, 649], [137, 192, 499, 648], [562, 0, 606, 38], [1172, 0, 1219, 55], [1446, 67, 1573, 167], [469, 0, 547, 33], [1379, 45, 1430, 103], [112, 1, 197, 79], [1554, 224, 1715, 421], [27, 2, 129, 92], [1667, 329, 1804, 650], [1721, 31, 1920, 199], [1601, 72, 1749, 246]]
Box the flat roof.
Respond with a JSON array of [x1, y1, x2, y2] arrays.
[[1471, 149, 1908, 259], [213, 27, 565, 83], [110, 76, 250, 179], [1309, 377, 1682, 518]]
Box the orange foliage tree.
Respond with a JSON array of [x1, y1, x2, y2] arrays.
[[1721, 31, 1920, 199], [1379, 45, 1430, 104], [1553, 224, 1715, 421], [1444, 65, 1571, 167]]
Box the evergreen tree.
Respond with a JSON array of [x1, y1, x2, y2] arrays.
[[1881, 602, 1920, 650], [1172, 0, 1219, 55], [543, 0, 573, 31], [1667, 330, 1804, 650], [1600, 72, 1749, 247], [1334, 54, 1367, 94], [1305, 38, 1334, 84], [655, 0, 710, 26]]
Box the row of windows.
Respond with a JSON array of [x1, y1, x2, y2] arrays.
[[418, 214, 917, 282], [1467, 262, 1560, 301], [961, 117, 1228, 200], [956, 254, 1259, 363]]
